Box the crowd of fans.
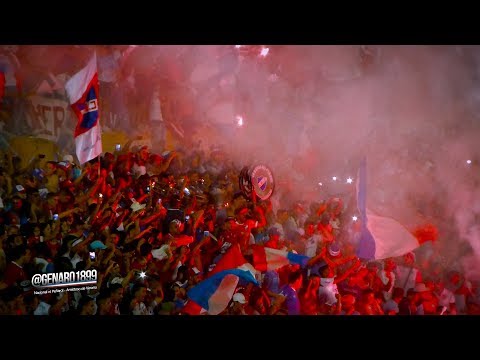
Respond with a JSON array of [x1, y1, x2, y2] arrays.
[[1, 141, 480, 315]]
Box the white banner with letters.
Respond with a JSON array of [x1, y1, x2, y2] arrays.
[[25, 95, 74, 142]]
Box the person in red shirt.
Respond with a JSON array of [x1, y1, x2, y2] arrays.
[[357, 288, 385, 315], [27, 225, 43, 247], [264, 227, 281, 249], [245, 286, 271, 315], [278, 264, 301, 287], [165, 219, 194, 248], [0, 245, 31, 289], [317, 215, 335, 244], [299, 273, 321, 315], [413, 283, 438, 315], [224, 206, 264, 253], [448, 271, 473, 314]]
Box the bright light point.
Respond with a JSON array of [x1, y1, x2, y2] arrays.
[[260, 47, 270, 57], [332, 176, 337, 181], [467, 160, 472, 164], [139, 271, 146, 279], [346, 177, 353, 184], [235, 45, 242, 48], [236, 115, 243, 127], [318, 182, 323, 186], [352, 216, 358, 222]]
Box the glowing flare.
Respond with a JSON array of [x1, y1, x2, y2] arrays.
[[318, 182, 323, 186], [352, 216, 358, 222], [236, 115, 244, 127], [260, 47, 269, 57], [467, 160, 472, 164], [139, 271, 146, 279], [235, 45, 242, 49], [346, 177, 353, 184], [332, 176, 337, 181]]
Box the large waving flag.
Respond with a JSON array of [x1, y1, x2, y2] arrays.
[[208, 243, 249, 277], [252, 245, 310, 272], [186, 244, 258, 315], [356, 158, 421, 260], [65, 53, 102, 164]]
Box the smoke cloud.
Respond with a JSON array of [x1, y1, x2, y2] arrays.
[[7, 45, 480, 279]]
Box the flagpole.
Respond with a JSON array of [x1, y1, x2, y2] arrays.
[[95, 51, 101, 180]]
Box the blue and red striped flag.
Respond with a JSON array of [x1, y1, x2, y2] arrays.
[[185, 244, 258, 315], [252, 245, 309, 272], [65, 53, 102, 164]]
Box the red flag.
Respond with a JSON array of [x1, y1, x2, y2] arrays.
[[181, 299, 204, 315], [208, 244, 247, 277]]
